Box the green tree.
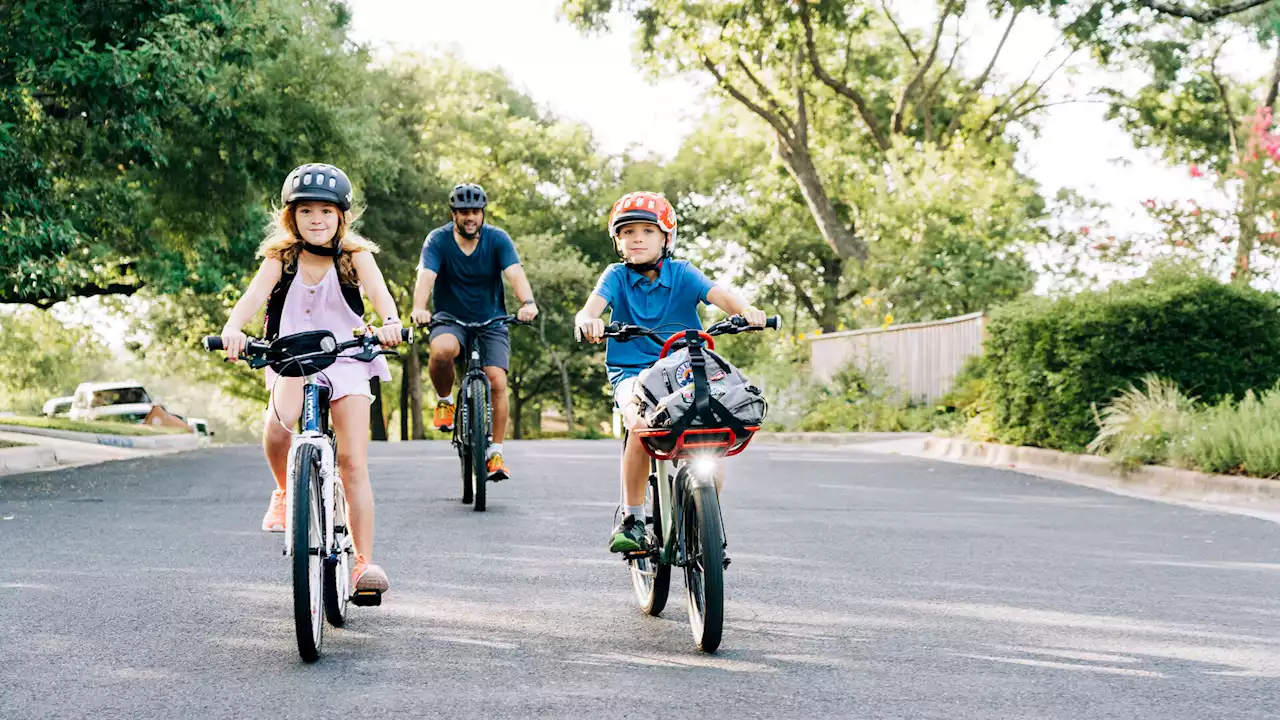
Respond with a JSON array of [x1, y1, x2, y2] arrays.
[[0, 308, 112, 412]]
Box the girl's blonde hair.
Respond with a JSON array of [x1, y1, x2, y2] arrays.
[[257, 203, 378, 284]]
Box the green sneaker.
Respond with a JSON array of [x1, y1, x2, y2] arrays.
[[609, 514, 648, 554]]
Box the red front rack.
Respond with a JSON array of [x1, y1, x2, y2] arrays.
[[633, 425, 760, 461]]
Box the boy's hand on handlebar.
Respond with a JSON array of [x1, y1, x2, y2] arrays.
[[410, 308, 431, 326], [743, 307, 768, 328], [220, 328, 247, 362], [575, 316, 605, 344], [374, 322, 403, 348]]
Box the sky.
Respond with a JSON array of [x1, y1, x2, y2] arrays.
[[343, 0, 1266, 241]]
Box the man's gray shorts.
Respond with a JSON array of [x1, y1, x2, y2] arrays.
[[429, 322, 511, 371]]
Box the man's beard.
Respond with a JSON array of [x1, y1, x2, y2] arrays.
[[458, 222, 480, 239]]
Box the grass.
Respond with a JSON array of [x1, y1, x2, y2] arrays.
[[0, 438, 31, 449], [0, 415, 191, 436]]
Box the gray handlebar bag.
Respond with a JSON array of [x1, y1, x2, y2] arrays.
[[634, 346, 767, 431]]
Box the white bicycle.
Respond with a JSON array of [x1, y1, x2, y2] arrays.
[[203, 327, 409, 662]]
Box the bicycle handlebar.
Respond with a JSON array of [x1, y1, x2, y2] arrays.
[[202, 327, 413, 357], [423, 312, 530, 331], [595, 314, 781, 343]]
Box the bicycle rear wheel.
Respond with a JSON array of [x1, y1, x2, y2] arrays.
[[629, 470, 670, 615], [290, 444, 325, 662], [323, 479, 352, 628], [682, 478, 724, 653], [468, 376, 489, 512]]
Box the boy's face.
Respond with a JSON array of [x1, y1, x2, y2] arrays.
[[294, 201, 340, 245], [617, 222, 666, 264]]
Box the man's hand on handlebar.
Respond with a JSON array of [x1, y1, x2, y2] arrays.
[[410, 308, 431, 327]]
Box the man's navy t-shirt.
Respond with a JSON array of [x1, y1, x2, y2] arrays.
[[419, 223, 521, 322]]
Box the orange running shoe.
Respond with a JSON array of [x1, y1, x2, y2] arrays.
[[486, 453, 509, 481], [433, 400, 456, 432], [261, 488, 286, 533]]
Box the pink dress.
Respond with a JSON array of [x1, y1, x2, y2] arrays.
[[265, 264, 391, 402]]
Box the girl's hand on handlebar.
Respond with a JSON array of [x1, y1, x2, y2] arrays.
[[220, 328, 247, 362], [374, 322, 403, 348], [575, 316, 605, 344]]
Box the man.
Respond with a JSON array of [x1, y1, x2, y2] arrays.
[[410, 183, 537, 479]]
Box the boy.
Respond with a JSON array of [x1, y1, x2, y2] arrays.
[[575, 191, 766, 552]]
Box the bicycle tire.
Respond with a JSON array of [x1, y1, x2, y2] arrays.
[[629, 471, 671, 615], [469, 376, 489, 512], [291, 443, 325, 662], [682, 479, 724, 653], [323, 479, 351, 628]]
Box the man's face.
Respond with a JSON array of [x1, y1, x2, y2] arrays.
[[452, 208, 483, 239]]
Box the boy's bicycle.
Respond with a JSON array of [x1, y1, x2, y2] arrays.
[[598, 314, 778, 653], [425, 312, 528, 512], [202, 327, 409, 662]]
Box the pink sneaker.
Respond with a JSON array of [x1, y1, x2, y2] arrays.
[[261, 489, 286, 532]]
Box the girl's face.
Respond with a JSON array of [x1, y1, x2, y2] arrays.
[[617, 222, 666, 264], [294, 201, 340, 246]]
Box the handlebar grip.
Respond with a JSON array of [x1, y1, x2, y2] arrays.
[[202, 336, 223, 352], [767, 316, 782, 330], [400, 327, 413, 343]]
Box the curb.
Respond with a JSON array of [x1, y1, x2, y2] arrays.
[[0, 445, 59, 474], [758, 431, 1280, 515], [0, 424, 199, 451], [919, 436, 1280, 508]]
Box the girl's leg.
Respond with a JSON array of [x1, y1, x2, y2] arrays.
[[331, 394, 374, 562], [264, 376, 304, 490]]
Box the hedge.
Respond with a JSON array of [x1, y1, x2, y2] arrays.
[[984, 271, 1280, 451]]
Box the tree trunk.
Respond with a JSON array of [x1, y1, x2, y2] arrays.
[[818, 255, 843, 333], [776, 137, 868, 263], [1234, 173, 1260, 285], [406, 340, 426, 440], [369, 378, 387, 441], [399, 364, 409, 441]]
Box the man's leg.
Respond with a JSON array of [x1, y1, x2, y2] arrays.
[[428, 329, 462, 430], [485, 366, 509, 442]]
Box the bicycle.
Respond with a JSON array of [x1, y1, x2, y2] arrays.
[[202, 327, 410, 662], [425, 312, 528, 512], [597, 314, 779, 653]]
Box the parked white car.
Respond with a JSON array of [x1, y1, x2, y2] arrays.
[[42, 396, 74, 418], [187, 417, 215, 446], [69, 381, 155, 423]]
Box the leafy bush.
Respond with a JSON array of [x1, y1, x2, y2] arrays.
[[1171, 387, 1280, 478], [1087, 375, 1195, 468], [985, 270, 1280, 451]]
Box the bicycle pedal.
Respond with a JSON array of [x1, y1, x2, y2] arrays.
[[722, 556, 732, 569], [622, 549, 650, 561], [351, 589, 382, 607]]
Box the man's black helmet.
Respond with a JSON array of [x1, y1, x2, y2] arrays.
[[448, 183, 488, 210], [282, 163, 354, 211]]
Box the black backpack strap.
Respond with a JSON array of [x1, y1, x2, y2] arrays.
[[336, 255, 365, 318], [263, 265, 296, 341]]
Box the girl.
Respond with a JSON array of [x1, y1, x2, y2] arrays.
[[220, 163, 401, 599]]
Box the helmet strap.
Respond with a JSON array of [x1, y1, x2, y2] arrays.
[[301, 240, 341, 257]]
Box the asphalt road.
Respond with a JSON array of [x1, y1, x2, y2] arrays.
[[2, 440, 1279, 719]]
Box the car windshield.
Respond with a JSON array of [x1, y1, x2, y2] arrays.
[[92, 388, 151, 407]]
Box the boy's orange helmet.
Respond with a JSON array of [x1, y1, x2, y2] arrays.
[[608, 191, 677, 246]]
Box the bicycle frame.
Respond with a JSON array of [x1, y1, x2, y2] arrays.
[[283, 375, 340, 559]]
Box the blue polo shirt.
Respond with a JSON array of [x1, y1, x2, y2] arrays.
[[419, 223, 521, 322], [592, 260, 715, 384]]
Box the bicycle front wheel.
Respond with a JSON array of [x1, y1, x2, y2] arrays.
[[630, 471, 670, 615], [290, 444, 325, 662], [682, 479, 725, 653], [468, 376, 489, 512]]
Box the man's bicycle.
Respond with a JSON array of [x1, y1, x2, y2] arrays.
[[202, 327, 409, 662], [426, 312, 528, 512], [599, 314, 779, 653]]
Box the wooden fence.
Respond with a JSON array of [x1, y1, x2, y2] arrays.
[[806, 311, 987, 403]]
